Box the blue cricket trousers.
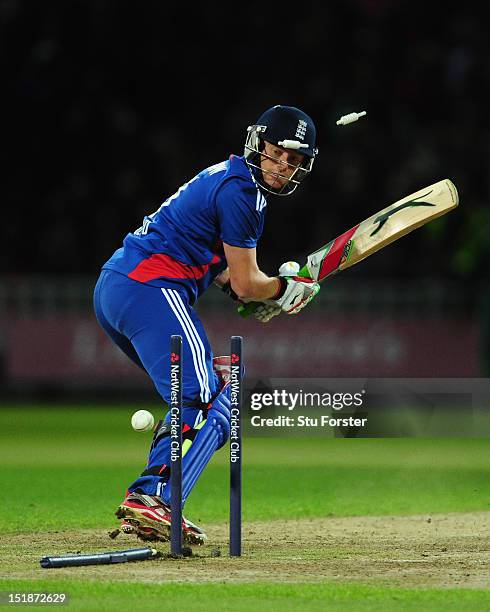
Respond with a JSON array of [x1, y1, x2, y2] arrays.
[[93, 269, 218, 406]]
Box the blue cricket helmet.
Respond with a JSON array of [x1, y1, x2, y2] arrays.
[[244, 105, 318, 196], [253, 105, 317, 158]]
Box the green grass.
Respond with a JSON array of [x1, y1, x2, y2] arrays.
[[1, 580, 489, 611], [1, 406, 489, 610], [0, 407, 489, 532], [3, 460, 488, 532]]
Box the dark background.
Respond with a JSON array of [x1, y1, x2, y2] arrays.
[[2, 0, 489, 283]]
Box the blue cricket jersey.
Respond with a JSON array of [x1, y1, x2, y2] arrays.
[[103, 155, 268, 304]]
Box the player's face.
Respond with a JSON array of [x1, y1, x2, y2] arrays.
[[260, 141, 304, 190]]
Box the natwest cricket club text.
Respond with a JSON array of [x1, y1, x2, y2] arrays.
[[170, 363, 181, 462], [230, 363, 241, 463]]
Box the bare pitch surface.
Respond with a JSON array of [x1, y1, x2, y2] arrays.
[[1, 512, 489, 589]]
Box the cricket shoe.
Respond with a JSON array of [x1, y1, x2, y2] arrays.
[[113, 492, 207, 545]]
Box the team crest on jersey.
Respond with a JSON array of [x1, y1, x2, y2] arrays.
[[295, 120, 307, 140]]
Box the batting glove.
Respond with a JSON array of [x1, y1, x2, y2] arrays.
[[256, 260, 320, 319], [268, 261, 320, 315], [252, 303, 282, 323], [267, 276, 320, 315]]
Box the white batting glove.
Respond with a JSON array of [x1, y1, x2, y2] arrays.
[[268, 277, 320, 314], [253, 261, 300, 323], [254, 261, 320, 318], [266, 261, 320, 315], [252, 261, 301, 323]]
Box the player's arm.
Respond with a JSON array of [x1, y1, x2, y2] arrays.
[[222, 244, 320, 320], [222, 243, 281, 300], [216, 182, 319, 316]]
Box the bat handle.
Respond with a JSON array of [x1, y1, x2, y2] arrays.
[[236, 265, 311, 318]]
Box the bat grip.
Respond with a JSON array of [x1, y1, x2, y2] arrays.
[[236, 265, 311, 318]]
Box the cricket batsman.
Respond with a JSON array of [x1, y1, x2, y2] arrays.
[[93, 105, 320, 544]]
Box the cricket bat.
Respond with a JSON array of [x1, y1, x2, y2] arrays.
[[238, 178, 458, 317]]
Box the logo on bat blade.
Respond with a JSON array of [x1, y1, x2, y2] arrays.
[[170, 352, 180, 362], [340, 239, 353, 265], [370, 190, 436, 236]]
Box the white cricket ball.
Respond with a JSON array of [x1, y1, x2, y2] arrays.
[[131, 410, 155, 433]]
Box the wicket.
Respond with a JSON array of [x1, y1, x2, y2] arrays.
[[169, 334, 243, 557], [229, 335, 242, 557], [170, 334, 183, 556]]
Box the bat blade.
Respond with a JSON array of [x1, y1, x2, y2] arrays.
[[304, 178, 458, 282], [238, 178, 458, 317]]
